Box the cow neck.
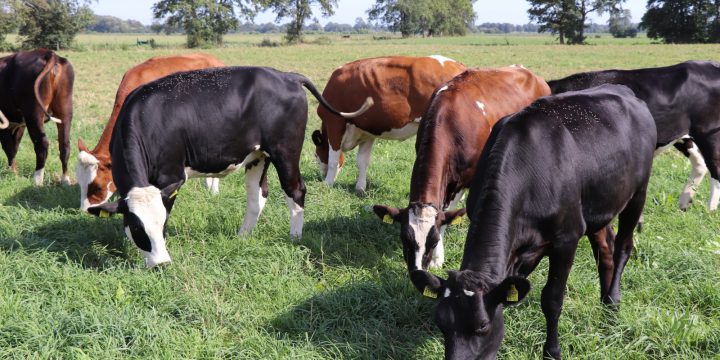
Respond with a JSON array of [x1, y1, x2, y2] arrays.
[[408, 132, 454, 210], [93, 118, 116, 155], [113, 127, 152, 197]]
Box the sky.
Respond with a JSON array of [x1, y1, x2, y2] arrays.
[[90, 0, 649, 26]]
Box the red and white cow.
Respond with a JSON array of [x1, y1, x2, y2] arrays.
[[374, 66, 551, 271], [312, 55, 466, 194], [76, 53, 225, 210]]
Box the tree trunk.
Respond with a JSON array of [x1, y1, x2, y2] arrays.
[[559, 31, 565, 44]]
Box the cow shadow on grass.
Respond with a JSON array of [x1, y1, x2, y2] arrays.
[[301, 212, 401, 268], [0, 215, 134, 270], [269, 277, 442, 359], [3, 182, 80, 211]]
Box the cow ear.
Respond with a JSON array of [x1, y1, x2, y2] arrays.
[[311, 130, 323, 146], [410, 270, 446, 299], [87, 199, 127, 217], [441, 208, 467, 226], [161, 180, 184, 200], [78, 137, 89, 152], [486, 276, 531, 308], [373, 205, 401, 224]]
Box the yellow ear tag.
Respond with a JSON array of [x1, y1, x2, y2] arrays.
[[383, 214, 394, 224], [423, 286, 438, 299], [99, 210, 110, 218], [507, 284, 519, 302], [451, 214, 464, 225], [169, 190, 178, 199]]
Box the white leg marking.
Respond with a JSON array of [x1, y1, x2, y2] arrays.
[[679, 143, 707, 210], [285, 195, 304, 240], [325, 147, 342, 186], [33, 168, 44, 186], [61, 173, 71, 186], [203, 177, 220, 195], [76, 152, 99, 210], [709, 178, 720, 211], [239, 158, 267, 236], [355, 139, 374, 193], [409, 206, 439, 270]]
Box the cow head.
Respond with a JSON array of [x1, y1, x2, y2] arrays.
[[373, 203, 466, 271], [87, 181, 183, 268], [77, 138, 116, 211], [311, 129, 345, 178], [410, 270, 531, 360]]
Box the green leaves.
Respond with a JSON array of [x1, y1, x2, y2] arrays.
[[367, 0, 477, 38]]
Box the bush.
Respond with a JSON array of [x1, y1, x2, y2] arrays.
[[258, 38, 280, 47]]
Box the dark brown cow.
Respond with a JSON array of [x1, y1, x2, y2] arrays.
[[312, 55, 466, 193], [0, 49, 74, 185], [76, 53, 225, 210], [374, 66, 551, 271]]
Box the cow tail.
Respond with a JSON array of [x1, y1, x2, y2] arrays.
[[33, 52, 62, 124], [295, 74, 374, 119]]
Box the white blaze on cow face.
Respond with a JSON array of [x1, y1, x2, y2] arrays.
[[408, 205, 439, 271], [429, 55, 456, 67], [77, 150, 100, 211], [125, 186, 171, 268], [285, 195, 304, 240]]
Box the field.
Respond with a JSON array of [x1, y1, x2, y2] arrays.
[[0, 32, 719, 359]]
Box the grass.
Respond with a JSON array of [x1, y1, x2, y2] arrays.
[[0, 33, 719, 359]]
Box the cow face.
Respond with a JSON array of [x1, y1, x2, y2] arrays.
[[77, 139, 116, 211], [311, 129, 344, 178], [410, 270, 531, 360], [87, 181, 183, 267], [373, 203, 465, 271]]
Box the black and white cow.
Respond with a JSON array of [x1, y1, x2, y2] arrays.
[[549, 61, 720, 211], [410, 85, 656, 359], [87, 66, 372, 267]]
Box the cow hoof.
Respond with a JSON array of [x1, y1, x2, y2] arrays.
[[61, 175, 71, 186], [33, 169, 44, 186], [428, 257, 444, 269], [355, 187, 367, 197]]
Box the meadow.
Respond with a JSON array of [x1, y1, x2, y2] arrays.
[[0, 32, 719, 359]]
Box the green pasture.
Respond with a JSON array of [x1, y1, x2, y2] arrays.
[[0, 33, 718, 359]]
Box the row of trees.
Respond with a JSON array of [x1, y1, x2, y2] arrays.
[[641, 0, 720, 43], [0, 0, 93, 50], [527, 0, 632, 44]]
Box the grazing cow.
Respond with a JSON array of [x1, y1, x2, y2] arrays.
[[77, 53, 225, 211], [374, 66, 550, 271], [409, 85, 657, 360], [0, 49, 74, 185], [549, 61, 720, 211], [312, 55, 466, 193], [87, 67, 372, 267]]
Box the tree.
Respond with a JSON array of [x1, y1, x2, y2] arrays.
[[608, 9, 637, 38], [153, 0, 246, 47], [0, 1, 18, 50], [17, 0, 94, 50], [641, 0, 720, 43], [528, 0, 624, 44], [368, 0, 476, 38], [257, 0, 338, 43]]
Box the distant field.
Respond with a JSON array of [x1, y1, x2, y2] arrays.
[[0, 33, 718, 359]]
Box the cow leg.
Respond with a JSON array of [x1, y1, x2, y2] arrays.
[[270, 150, 306, 240], [23, 110, 49, 185], [0, 126, 24, 172], [238, 158, 269, 236], [541, 237, 579, 360], [204, 177, 220, 195], [606, 185, 647, 305], [589, 225, 615, 302], [709, 178, 720, 211], [55, 117, 72, 185], [324, 146, 342, 186], [678, 140, 707, 210], [355, 138, 374, 195]]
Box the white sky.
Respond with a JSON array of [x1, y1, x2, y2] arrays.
[[90, 0, 649, 26]]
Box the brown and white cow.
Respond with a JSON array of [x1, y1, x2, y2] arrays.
[[0, 49, 74, 185], [312, 55, 466, 194], [374, 66, 551, 271], [76, 53, 225, 211]]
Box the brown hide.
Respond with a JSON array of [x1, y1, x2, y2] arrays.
[[314, 56, 467, 167], [410, 66, 552, 208], [78, 53, 225, 207]]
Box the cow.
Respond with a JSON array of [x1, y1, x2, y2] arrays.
[[76, 53, 225, 211], [548, 61, 720, 211], [0, 49, 74, 185], [373, 66, 550, 272], [312, 55, 466, 194], [409, 84, 657, 360], [86, 66, 373, 267]]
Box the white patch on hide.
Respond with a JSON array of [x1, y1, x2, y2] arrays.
[[126, 186, 170, 267], [285, 195, 304, 240], [77, 151, 99, 210], [409, 205, 439, 270], [429, 55, 456, 66], [679, 141, 707, 210], [476, 101, 487, 116]]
